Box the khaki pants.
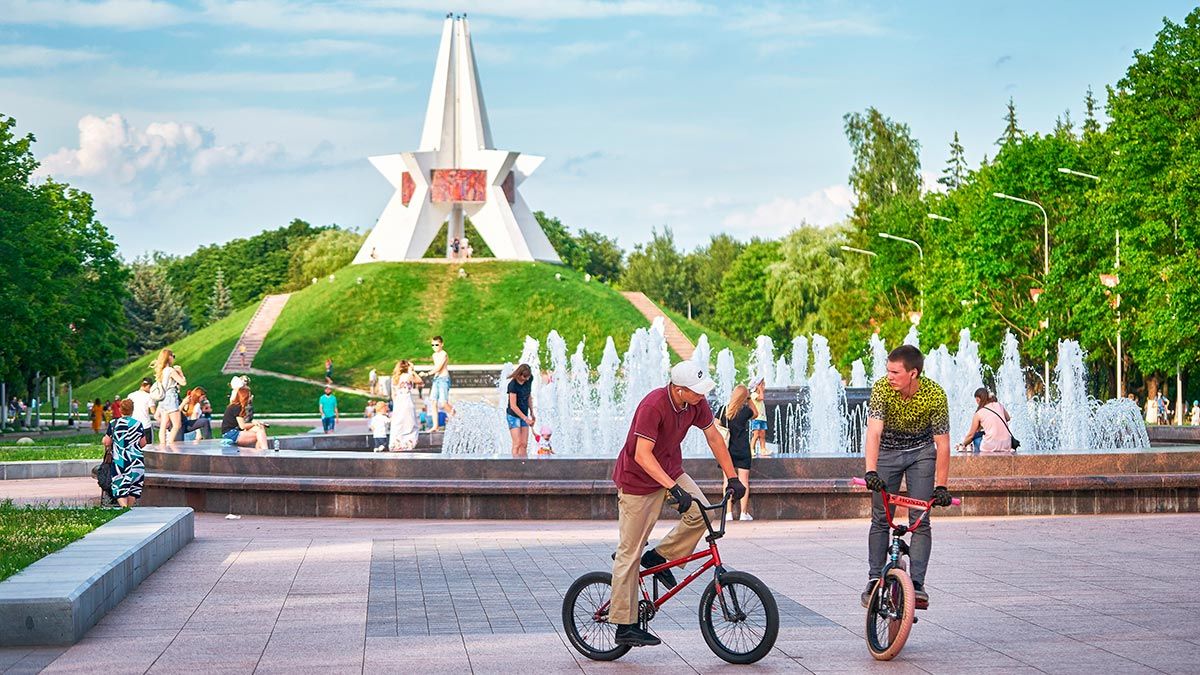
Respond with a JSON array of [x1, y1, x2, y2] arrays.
[[609, 473, 709, 625]]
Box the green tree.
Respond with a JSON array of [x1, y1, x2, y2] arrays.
[[575, 229, 624, 282], [534, 211, 590, 270], [208, 268, 233, 324], [1082, 85, 1102, 138], [938, 131, 968, 189], [767, 224, 860, 338], [686, 234, 744, 321], [287, 228, 364, 289], [712, 240, 783, 344], [843, 107, 922, 219], [997, 97, 1025, 146], [620, 227, 695, 314], [124, 260, 188, 355]]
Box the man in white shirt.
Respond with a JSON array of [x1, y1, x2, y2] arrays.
[[126, 377, 156, 439]]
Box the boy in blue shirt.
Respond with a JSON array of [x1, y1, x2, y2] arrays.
[[319, 387, 339, 434]]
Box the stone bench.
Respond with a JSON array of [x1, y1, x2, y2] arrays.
[[0, 460, 99, 480], [0, 507, 194, 646]]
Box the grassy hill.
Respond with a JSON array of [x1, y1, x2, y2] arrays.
[[73, 261, 749, 412], [253, 261, 660, 387]]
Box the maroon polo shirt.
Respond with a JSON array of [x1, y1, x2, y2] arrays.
[[612, 387, 714, 495]]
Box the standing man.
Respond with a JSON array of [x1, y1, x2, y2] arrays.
[[861, 345, 953, 609], [609, 361, 745, 647], [423, 336, 452, 432], [127, 377, 157, 442], [319, 386, 339, 434]]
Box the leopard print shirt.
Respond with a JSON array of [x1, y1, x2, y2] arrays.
[[867, 376, 950, 453]]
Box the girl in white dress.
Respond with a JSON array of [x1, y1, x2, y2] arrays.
[[389, 360, 423, 450]]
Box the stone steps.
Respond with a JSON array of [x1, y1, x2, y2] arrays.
[[620, 291, 695, 360], [222, 293, 292, 374]]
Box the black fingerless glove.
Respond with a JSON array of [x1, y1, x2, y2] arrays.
[[864, 470, 886, 493], [932, 485, 953, 507], [668, 484, 693, 514], [726, 476, 746, 500]]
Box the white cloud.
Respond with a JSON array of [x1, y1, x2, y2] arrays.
[[149, 69, 399, 93], [199, 0, 445, 36], [0, 0, 186, 29], [0, 43, 103, 68], [35, 113, 293, 215], [722, 184, 855, 235], [220, 38, 401, 59], [370, 0, 704, 20]]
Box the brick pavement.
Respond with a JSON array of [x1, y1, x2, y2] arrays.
[[2, 512, 1198, 673]]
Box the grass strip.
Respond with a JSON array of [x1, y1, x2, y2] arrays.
[[0, 500, 126, 582]]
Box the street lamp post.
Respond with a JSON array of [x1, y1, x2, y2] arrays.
[[839, 245, 877, 258], [1058, 167, 1123, 398], [993, 192, 1051, 387], [878, 232, 924, 317], [926, 213, 953, 223]]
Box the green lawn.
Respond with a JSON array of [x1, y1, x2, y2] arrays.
[[0, 424, 314, 462], [71, 303, 368, 414], [254, 261, 656, 386], [0, 501, 126, 581]]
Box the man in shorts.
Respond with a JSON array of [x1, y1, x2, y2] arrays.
[[861, 345, 953, 608], [319, 386, 339, 434], [423, 336, 452, 431], [610, 361, 745, 647]]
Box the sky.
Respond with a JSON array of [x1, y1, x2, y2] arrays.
[[2, 0, 1195, 257]]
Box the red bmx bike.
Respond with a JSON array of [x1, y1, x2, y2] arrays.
[[561, 489, 779, 664], [851, 477, 959, 660]]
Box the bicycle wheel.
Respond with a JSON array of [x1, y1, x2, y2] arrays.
[[698, 570, 779, 664], [562, 571, 631, 661], [865, 567, 915, 660]]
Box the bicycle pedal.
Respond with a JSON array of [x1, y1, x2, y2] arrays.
[[913, 615, 919, 624], [916, 598, 929, 610]]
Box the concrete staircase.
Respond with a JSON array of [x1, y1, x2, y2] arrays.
[[620, 291, 695, 360], [222, 293, 292, 374]]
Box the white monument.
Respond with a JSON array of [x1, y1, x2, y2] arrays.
[[353, 14, 560, 264]]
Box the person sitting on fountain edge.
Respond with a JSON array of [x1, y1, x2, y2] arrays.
[[609, 361, 745, 648], [861, 345, 953, 609]]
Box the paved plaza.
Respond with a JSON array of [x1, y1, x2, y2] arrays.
[[1, 504, 1197, 674]]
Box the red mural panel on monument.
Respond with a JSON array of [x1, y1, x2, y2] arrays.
[[502, 173, 515, 204], [430, 169, 487, 202], [401, 172, 415, 206]]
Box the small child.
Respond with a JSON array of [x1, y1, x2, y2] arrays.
[[365, 400, 375, 419], [536, 424, 554, 456], [369, 401, 390, 452], [418, 406, 431, 432]]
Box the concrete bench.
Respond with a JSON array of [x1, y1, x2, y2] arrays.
[[0, 460, 98, 480], [0, 507, 194, 646]]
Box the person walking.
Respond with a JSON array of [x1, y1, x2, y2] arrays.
[[222, 386, 268, 449], [69, 398, 79, 426], [153, 349, 187, 447], [324, 357, 334, 385], [127, 377, 156, 442], [861, 345, 953, 609], [959, 387, 1012, 454], [319, 386, 339, 434], [423, 336, 452, 431], [368, 368, 378, 396], [90, 397, 104, 433], [506, 364, 535, 458], [106, 398, 147, 508], [719, 384, 755, 520], [389, 361, 422, 450], [609, 361, 744, 648], [238, 342, 247, 368]]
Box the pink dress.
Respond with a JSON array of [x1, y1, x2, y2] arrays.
[[975, 402, 1013, 454]]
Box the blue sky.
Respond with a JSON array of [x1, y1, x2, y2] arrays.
[[2, 0, 1194, 257]]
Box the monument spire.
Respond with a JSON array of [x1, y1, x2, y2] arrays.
[[354, 16, 559, 264]]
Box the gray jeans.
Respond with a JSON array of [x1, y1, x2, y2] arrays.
[[868, 444, 936, 585]]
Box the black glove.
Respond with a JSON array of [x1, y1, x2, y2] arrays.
[[864, 471, 886, 493], [932, 485, 953, 507], [668, 484, 694, 514], [726, 476, 746, 501]]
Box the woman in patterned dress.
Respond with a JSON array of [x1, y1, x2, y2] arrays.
[[106, 398, 147, 507]]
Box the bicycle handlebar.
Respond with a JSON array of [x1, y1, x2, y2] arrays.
[[850, 477, 961, 506]]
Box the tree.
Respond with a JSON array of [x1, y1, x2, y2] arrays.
[[938, 131, 968, 189], [997, 97, 1024, 146], [124, 260, 188, 355], [534, 211, 590, 271], [686, 234, 744, 321], [208, 268, 233, 324], [1082, 85, 1102, 138], [767, 224, 860, 337], [843, 107, 922, 218], [421, 218, 496, 258], [1053, 109, 1075, 139], [620, 227, 695, 314], [712, 240, 783, 344], [287, 227, 364, 289], [575, 228, 624, 282]]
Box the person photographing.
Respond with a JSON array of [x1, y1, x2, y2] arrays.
[[861, 345, 953, 609], [609, 361, 745, 648]]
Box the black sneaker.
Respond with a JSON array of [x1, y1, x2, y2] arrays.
[[640, 549, 677, 589], [861, 579, 879, 608], [614, 623, 661, 647], [913, 581, 929, 608]]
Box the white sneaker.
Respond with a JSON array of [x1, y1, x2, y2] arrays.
[[739, 513, 754, 521], [725, 509, 733, 520]]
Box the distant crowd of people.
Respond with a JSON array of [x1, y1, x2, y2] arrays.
[[359, 335, 456, 451]]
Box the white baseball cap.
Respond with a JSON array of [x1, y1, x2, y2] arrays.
[[230, 375, 246, 390], [670, 361, 716, 396]]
